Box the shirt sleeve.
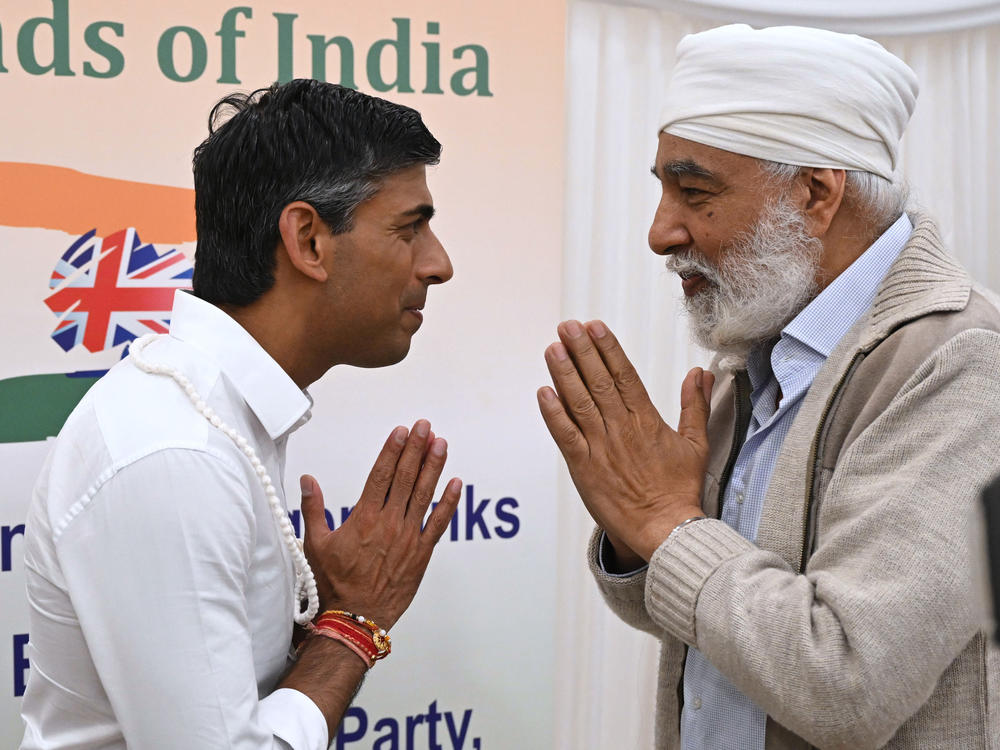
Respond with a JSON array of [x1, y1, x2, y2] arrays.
[[596, 530, 648, 577], [53, 447, 328, 750]]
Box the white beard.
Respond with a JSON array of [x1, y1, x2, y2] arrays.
[[667, 198, 823, 367]]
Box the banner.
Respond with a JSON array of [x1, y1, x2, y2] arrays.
[[0, 1, 566, 746]]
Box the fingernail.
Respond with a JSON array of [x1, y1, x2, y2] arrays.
[[589, 321, 608, 338], [552, 343, 569, 361], [299, 475, 313, 497], [431, 438, 447, 456], [448, 477, 462, 493], [539, 387, 556, 402], [695, 368, 703, 387], [565, 320, 583, 338], [415, 420, 430, 437], [393, 426, 408, 445]]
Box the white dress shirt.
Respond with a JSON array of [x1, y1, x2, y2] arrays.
[[20, 291, 329, 749]]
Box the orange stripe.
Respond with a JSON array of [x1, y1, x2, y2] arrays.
[[0, 162, 195, 244]]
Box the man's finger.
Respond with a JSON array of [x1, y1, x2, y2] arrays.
[[422, 477, 463, 544], [537, 386, 588, 460], [584, 320, 654, 414], [701, 370, 716, 406], [677, 367, 712, 448], [557, 320, 627, 421], [385, 419, 431, 514], [545, 341, 604, 434], [422, 429, 437, 460], [405, 437, 448, 524], [300, 474, 330, 539], [358, 426, 408, 512]]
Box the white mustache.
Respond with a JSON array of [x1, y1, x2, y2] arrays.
[[666, 253, 720, 283]]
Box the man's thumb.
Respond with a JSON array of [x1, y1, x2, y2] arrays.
[[299, 474, 328, 535], [677, 367, 712, 444]]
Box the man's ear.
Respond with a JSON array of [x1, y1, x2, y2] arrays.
[[801, 168, 847, 238], [277, 201, 330, 283]]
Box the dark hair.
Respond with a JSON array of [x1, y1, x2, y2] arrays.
[[191, 79, 441, 306]]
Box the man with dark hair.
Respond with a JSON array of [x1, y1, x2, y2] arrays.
[[21, 80, 457, 749]]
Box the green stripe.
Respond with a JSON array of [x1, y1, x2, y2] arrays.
[[0, 373, 102, 443]]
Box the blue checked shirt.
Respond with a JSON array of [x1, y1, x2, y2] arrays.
[[678, 213, 913, 749]]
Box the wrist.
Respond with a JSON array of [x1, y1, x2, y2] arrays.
[[635, 506, 705, 560], [301, 610, 392, 670], [603, 531, 646, 573]]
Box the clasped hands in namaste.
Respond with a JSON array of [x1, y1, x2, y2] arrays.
[[298, 420, 461, 631], [293, 318, 712, 627], [537, 319, 714, 569]]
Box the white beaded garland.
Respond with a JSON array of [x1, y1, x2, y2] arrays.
[[129, 334, 319, 625]]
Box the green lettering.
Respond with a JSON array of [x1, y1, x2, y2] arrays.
[[0, 20, 8, 73], [273, 12, 296, 83], [450, 44, 492, 97], [216, 6, 252, 84], [308, 34, 355, 88], [422, 21, 442, 95], [83, 21, 124, 78], [365, 17, 413, 93], [157, 26, 207, 83], [17, 0, 74, 77]]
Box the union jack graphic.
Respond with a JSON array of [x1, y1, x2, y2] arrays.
[[44, 228, 193, 353]]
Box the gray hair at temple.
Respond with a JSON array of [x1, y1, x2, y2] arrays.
[[758, 160, 911, 235]]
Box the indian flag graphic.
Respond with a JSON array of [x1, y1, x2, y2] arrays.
[[0, 162, 196, 443]]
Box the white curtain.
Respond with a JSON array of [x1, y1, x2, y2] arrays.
[[555, 2, 1000, 747], [604, 0, 1000, 34]]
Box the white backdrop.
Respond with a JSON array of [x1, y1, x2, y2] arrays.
[[555, 1, 1000, 747]]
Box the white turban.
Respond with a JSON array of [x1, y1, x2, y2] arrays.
[[659, 25, 919, 181]]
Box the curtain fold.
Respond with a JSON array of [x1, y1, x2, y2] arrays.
[[556, 2, 1000, 747], [602, 0, 1000, 34]]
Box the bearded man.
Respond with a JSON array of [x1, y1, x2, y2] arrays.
[[538, 25, 1000, 749]]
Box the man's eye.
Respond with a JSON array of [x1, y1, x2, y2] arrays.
[[398, 221, 422, 239], [681, 187, 707, 197]]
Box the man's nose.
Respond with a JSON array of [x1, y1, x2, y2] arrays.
[[418, 228, 454, 285], [648, 196, 690, 256]]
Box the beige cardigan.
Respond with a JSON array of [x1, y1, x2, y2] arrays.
[[590, 215, 1000, 749]]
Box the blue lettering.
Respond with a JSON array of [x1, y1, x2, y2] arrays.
[[333, 702, 477, 748], [427, 700, 443, 749], [494, 498, 519, 539], [445, 709, 473, 749], [291, 484, 518, 544], [405, 712, 424, 747], [335, 706, 367, 748], [464, 485, 490, 540], [2, 523, 25, 571], [13, 633, 29, 697], [372, 717, 398, 749]]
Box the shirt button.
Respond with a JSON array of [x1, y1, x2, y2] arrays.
[[736, 492, 744, 505], [692, 697, 702, 710]]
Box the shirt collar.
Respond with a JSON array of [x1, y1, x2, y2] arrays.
[[168, 290, 313, 440], [781, 212, 913, 358]]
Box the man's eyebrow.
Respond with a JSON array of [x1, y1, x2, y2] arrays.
[[398, 204, 435, 221], [653, 159, 721, 183]]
